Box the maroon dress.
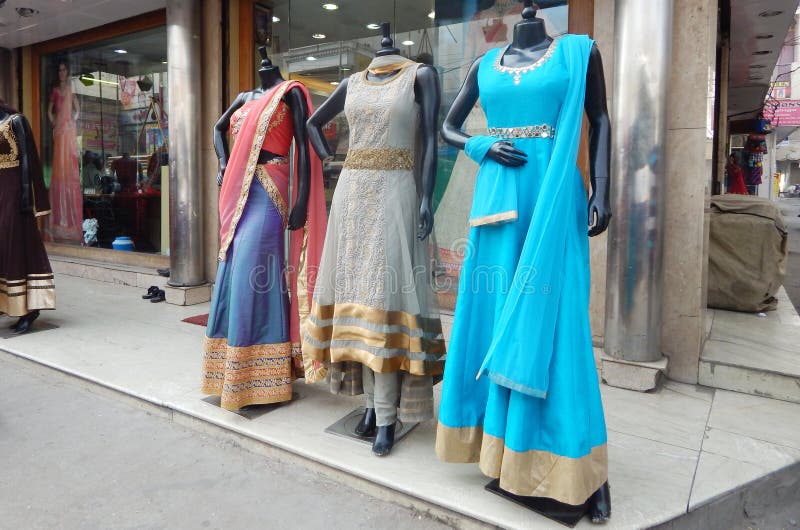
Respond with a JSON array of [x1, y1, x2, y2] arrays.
[[0, 112, 56, 317]]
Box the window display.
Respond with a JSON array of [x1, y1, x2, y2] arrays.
[[246, 1, 568, 308], [39, 27, 168, 253]]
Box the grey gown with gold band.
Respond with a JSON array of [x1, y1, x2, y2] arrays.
[[302, 60, 446, 422], [0, 112, 56, 317]]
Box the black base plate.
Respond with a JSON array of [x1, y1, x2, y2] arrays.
[[0, 320, 59, 339], [485, 479, 588, 528], [324, 407, 418, 446]]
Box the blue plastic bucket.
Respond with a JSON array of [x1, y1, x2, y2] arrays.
[[112, 236, 135, 251]]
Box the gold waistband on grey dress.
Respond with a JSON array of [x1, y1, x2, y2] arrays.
[[342, 147, 414, 170], [488, 125, 555, 139]]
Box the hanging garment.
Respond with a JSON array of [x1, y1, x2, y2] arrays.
[[46, 86, 83, 243], [0, 113, 56, 317], [436, 35, 608, 506], [202, 81, 327, 411], [744, 133, 768, 187], [725, 160, 747, 195], [302, 60, 446, 423]]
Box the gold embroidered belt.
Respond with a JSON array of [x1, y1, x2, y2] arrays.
[[342, 147, 414, 170], [264, 156, 289, 165], [488, 125, 555, 139]]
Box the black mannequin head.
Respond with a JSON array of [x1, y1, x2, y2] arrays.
[[375, 22, 401, 57], [257, 46, 283, 89], [511, 0, 550, 49], [0, 97, 15, 118]]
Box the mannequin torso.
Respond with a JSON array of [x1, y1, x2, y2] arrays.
[[306, 41, 441, 239], [213, 49, 310, 229], [441, 6, 612, 236]]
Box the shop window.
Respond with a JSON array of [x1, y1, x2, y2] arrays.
[[244, 0, 568, 306], [39, 27, 168, 254]]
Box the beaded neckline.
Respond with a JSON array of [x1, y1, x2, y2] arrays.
[[494, 37, 560, 85]]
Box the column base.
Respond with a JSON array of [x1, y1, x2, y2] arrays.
[[600, 353, 669, 392], [165, 283, 212, 306]]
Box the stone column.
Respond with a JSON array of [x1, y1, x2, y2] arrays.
[[602, 0, 673, 390], [165, 0, 212, 304], [659, 0, 717, 384]]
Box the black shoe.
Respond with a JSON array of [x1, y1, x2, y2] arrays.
[[157, 268, 170, 277], [372, 423, 396, 457], [588, 482, 611, 524], [13, 310, 40, 335], [150, 289, 166, 303], [142, 285, 160, 299], [354, 408, 377, 437]]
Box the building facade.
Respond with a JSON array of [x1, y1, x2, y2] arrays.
[[0, 0, 792, 385]]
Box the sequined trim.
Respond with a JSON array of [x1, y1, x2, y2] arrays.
[[201, 337, 293, 410], [342, 147, 414, 170], [255, 165, 288, 228], [494, 38, 560, 85], [218, 81, 294, 262], [0, 115, 20, 169], [230, 106, 251, 140], [267, 103, 288, 135], [488, 125, 555, 139]]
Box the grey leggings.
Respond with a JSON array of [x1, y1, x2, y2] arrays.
[[362, 368, 400, 427]]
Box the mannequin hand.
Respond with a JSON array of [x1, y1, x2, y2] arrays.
[[418, 198, 433, 240], [216, 166, 225, 187], [486, 141, 527, 167], [288, 201, 309, 231], [587, 193, 611, 237]]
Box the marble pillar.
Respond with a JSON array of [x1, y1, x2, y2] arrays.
[[661, 0, 717, 383]]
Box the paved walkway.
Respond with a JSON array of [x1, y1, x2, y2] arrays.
[[0, 354, 449, 530], [778, 197, 800, 313], [3, 275, 800, 529]]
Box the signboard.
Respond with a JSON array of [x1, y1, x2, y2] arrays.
[[766, 100, 800, 126], [770, 80, 791, 100]]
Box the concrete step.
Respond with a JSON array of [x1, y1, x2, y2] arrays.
[[699, 288, 800, 404], [49, 255, 168, 290]]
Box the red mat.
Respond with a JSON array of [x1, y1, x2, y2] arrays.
[[182, 314, 208, 326]]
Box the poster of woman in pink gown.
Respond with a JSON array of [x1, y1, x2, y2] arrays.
[[46, 61, 83, 243]]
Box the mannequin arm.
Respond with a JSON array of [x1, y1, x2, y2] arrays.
[[47, 100, 55, 125], [440, 58, 480, 150], [441, 57, 527, 167], [13, 115, 32, 213], [415, 65, 441, 240], [213, 92, 246, 186], [286, 86, 311, 230], [72, 93, 80, 122], [584, 44, 612, 237], [306, 78, 348, 159]]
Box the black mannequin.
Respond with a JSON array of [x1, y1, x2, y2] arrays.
[[213, 46, 310, 230], [306, 22, 441, 242], [1, 105, 43, 334], [306, 23, 441, 456], [441, 1, 612, 237], [440, 1, 612, 524]]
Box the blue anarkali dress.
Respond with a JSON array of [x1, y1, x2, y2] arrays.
[[436, 34, 608, 506]]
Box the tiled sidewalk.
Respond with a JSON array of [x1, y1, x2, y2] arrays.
[[3, 274, 800, 529]]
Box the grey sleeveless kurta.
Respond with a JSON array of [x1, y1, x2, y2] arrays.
[[303, 62, 446, 422]]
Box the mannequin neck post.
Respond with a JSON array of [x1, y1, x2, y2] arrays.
[[511, 17, 550, 50]]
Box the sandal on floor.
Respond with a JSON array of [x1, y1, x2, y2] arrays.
[[150, 289, 166, 303], [142, 286, 160, 299]]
